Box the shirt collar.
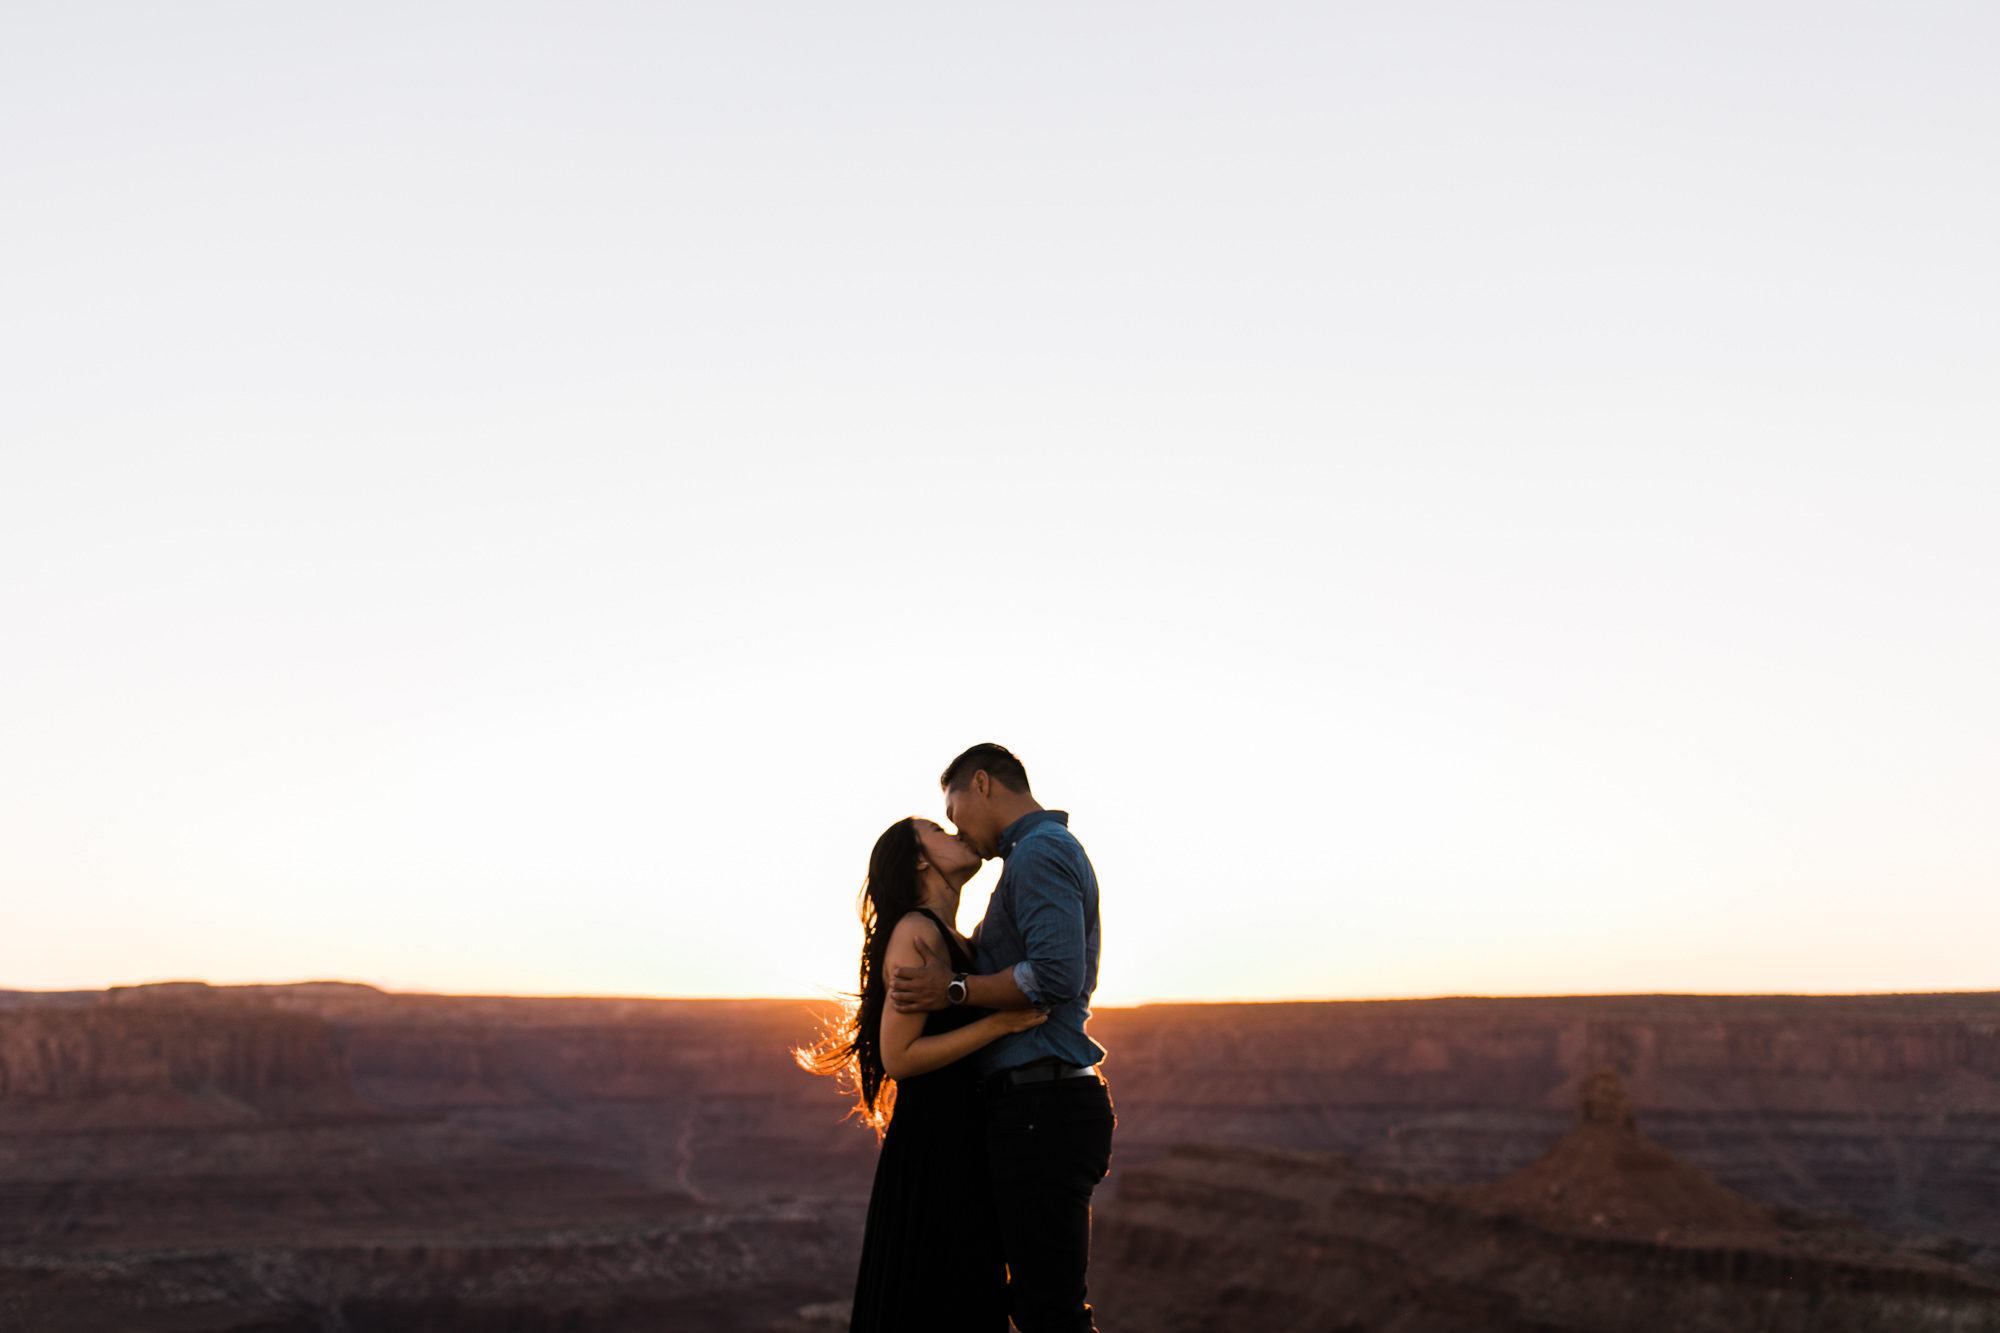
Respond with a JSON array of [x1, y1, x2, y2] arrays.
[[997, 809, 1068, 860]]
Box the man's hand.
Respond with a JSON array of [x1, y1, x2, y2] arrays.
[[888, 934, 953, 1013]]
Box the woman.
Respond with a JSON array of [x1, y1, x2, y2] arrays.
[[802, 816, 1047, 1331]]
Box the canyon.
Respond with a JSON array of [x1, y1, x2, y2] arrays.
[[1092, 1071, 2000, 1332], [1, 983, 1996, 1329]]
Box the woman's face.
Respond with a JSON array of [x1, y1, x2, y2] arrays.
[[914, 818, 982, 883]]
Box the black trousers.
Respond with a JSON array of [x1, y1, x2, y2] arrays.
[[980, 1074, 1116, 1333]]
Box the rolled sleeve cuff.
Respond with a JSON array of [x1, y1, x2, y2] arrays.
[[1012, 960, 1048, 1009]]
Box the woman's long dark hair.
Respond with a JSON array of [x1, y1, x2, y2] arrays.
[[797, 817, 928, 1130]]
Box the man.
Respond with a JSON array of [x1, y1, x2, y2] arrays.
[[888, 742, 1114, 1333]]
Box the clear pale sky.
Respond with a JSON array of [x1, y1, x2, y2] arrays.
[[3, 3, 1995, 1004]]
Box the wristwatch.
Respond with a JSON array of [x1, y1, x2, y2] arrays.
[[947, 973, 969, 1006]]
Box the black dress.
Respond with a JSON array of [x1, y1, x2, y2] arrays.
[[849, 910, 1011, 1332]]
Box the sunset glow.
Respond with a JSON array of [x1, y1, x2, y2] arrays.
[[3, 3, 1995, 1005]]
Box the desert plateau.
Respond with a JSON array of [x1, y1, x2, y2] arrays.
[[2, 982, 1997, 1330]]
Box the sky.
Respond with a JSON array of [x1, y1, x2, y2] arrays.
[[3, 2, 1996, 1005]]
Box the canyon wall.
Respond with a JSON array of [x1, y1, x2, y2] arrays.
[[1091, 1139, 2000, 1333], [0, 997, 375, 1130], [9, 986, 1996, 1256], [0, 988, 706, 1255], [310, 992, 882, 1205], [1090, 993, 2000, 1263], [1089, 1069, 2000, 1331], [2, 983, 1998, 1329]]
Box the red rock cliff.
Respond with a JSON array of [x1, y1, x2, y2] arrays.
[[0, 997, 369, 1130]]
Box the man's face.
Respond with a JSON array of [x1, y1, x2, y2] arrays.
[[944, 777, 1001, 860]]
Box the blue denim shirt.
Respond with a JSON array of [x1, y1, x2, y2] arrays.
[[972, 810, 1107, 1073]]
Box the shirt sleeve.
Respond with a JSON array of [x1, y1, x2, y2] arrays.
[[1006, 836, 1088, 1006]]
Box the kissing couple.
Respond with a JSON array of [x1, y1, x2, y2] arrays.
[[805, 743, 1114, 1332]]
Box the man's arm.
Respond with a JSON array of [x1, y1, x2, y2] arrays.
[[1005, 840, 1089, 1005], [878, 917, 1047, 1074], [887, 935, 1033, 1013]]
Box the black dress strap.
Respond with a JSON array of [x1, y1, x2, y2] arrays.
[[910, 908, 974, 972]]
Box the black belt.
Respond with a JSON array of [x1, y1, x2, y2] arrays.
[[985, 1060, 1099, 1092]]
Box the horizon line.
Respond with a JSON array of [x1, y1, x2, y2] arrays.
[[6, 977, 1998, 1005]]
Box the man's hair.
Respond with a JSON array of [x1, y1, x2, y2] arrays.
[[939, 743, 1031, 795]]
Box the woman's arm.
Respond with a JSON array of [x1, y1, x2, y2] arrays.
[[879, 915, 1046, 1082]]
